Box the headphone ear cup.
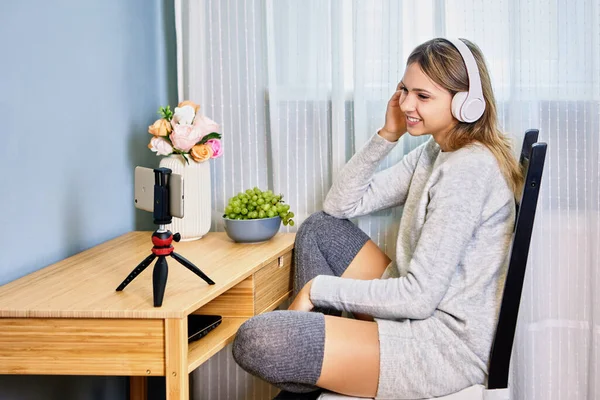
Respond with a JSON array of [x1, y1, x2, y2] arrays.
[[452, 91, 468, 122]]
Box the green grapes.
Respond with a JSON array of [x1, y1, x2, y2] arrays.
[[223, 187, 295, 226]]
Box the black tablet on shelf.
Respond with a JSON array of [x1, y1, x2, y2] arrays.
[[187, 314, 222, 343]]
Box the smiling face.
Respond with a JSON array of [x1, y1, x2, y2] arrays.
[[398, 62, 458, 150]]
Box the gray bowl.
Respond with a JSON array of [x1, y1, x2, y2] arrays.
[[223, 216, 282, 243]]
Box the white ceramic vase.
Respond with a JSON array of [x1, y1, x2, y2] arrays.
[[158, 154, 212, 241]]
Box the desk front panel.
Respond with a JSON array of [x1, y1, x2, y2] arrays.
[[0, 318, 165, 376]]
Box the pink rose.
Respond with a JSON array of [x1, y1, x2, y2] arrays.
[[148, 136, 173, 156], [170, 124, 203, 152], [205, 139, 223, 158], [193, 115, 220, 139]]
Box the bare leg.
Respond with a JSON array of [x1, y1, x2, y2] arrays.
[[316, 316, 380, 398], [293, 212, 390, 319], [293, 212, 372, 296], [233, 311, 380, 398], [237, 212, 389, 398], [339, 240, 391, 321], [294, 212, 391, 320]]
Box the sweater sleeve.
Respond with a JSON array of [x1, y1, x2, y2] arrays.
[[311, 154, 494, 320], [322, 132, 426, 219]]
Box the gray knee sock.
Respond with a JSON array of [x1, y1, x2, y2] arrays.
[[294, 211, 370, 314], [294, 211, 370, 293], [232, 310, 326, 393]]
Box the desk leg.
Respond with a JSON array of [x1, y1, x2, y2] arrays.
[[130, 376, 148, 400], [165, 318, 189, 400]]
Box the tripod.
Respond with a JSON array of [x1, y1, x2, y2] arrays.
[[116, 167, 215, 307]]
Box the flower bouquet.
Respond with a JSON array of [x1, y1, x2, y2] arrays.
[[147, 100, 222, 163], [146, 101, 222, 241]]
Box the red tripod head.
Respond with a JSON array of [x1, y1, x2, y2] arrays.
[[151, 230, 181, 256]]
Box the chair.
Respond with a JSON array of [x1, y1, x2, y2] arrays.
[[318, 129, 548, 400]]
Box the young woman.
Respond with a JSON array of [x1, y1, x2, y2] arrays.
[[232, 38, 523, 400]]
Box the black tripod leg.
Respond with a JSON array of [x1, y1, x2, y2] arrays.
[[153, 256, 169, 307], [171, 252, 215, 285], [116, 254, 156, 291]]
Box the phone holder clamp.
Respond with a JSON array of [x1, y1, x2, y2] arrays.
[[115, 167, 215, 307]]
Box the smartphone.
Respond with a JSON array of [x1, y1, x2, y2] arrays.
[[134, 166, 184, 218]]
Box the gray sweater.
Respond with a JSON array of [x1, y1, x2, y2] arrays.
[[311, 132, 515, 367]]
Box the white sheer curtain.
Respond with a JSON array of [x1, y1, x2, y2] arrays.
[[176, 1, 600, 399]]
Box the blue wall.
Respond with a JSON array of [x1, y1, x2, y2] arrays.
[[0, 0, 177, 398]]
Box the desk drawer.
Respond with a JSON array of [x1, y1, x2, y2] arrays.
[[254, 251, 293, 314], [194, 250, 294, 317]]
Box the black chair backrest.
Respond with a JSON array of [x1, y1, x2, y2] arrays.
[[487, 129, 548, 389]]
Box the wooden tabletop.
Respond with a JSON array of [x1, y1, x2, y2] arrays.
[[0, 232, 295, 319]]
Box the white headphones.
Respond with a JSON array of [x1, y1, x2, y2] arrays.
[[447, 38, 486, 123]]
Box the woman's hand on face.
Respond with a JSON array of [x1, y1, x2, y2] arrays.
[[288, 279, 315, 312], [379, 88, 407, 142]]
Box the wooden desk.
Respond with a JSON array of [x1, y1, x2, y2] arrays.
[[0, 231, 295, 400]]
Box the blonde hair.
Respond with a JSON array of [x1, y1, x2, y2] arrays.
[[407, 38, 524, 199]]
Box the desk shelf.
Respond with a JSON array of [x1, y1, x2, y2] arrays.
[[187, 317, 247, 373]]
